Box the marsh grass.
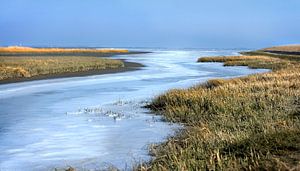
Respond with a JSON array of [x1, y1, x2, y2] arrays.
[[240, 51, 300, 61], [138, 55, 300, 170], [198, 55, 294, 70], [0, 46, 129, 54], [263, 45, 300, 52], [240, 45, 300, 61], [0, 56, 124, 80]]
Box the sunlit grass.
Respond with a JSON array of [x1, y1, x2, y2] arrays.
[[138, 55, 300, 170], [240, 46, 300, 61], [263, 45, 300, 52], [198, 55, 293, 70], [0, 46, 129, 54], [0, 56, 124, 80]]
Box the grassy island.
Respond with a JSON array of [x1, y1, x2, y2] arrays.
[[140, 46, 300, 170], [0, 46, 142, 83], [0, 46, 129, 55], [0, 56, 124, 81]]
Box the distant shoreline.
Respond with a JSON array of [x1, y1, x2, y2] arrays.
[[0, 60, 144, 85], [0, 50, 151, 57]]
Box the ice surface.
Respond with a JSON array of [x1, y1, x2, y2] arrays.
[[0, 49, 268, 170]]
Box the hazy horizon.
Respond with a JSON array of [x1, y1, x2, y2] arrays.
[[1, 0, 299, 48]]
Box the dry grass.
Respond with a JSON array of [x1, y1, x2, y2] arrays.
[[0, 56, 124, 80], [263, 45, 300, 52], [240, 51, 300, 61], [0, 46, 129, 54], [240, 45, 300, 61], [198, 55, 293, 70], [138, 54, 300, 170]]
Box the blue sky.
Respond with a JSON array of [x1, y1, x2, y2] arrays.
[[0, 0, 299, 48]]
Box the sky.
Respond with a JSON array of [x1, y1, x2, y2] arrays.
[[0, 0, 299, 48]]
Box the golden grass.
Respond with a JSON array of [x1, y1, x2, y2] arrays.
[[138, 54, 300, 170], [198, 55, 275, 63], [198, 55, 293, 70], [0, 56, 124, 80], [0, 46, 129, 54], [240, 51, 300, 61], [263, 45, 300, 52]]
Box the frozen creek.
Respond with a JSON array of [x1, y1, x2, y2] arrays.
[[0, 49, 268, 170]]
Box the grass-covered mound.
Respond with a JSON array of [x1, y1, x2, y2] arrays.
[[140, 55, 300, 170]]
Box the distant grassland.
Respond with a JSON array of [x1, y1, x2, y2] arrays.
[[0, 56, 124, 81], [0, 46, 129, 54], [139, 52, 300, 170], [0, 46, 129, 81], [198, 55, 293, 70], [241, 45, 300, 61], [263, 45, 300, 52]]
